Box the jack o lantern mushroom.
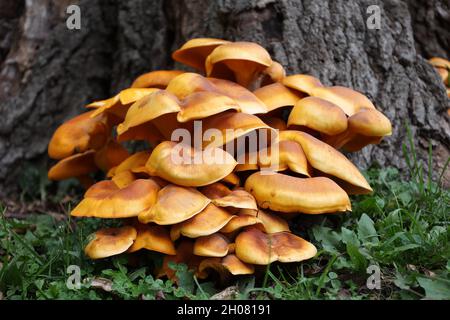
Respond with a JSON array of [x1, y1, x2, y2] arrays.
[[245, 172, 351, 214], [47, 37, 392, 283], [48, 111, 110, 160], [172, 38, 230, 72], [205, 42, 272, 88], [235, 228, 317, 265], [85, 226, 137, 259], [71, 179, 160, 218], [145, 141, 237, 187]]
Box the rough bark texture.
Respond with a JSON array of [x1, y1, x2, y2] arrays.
[[0, 0, 449, 197]]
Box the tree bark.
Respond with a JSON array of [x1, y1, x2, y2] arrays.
[[1, 0, 449, 197]]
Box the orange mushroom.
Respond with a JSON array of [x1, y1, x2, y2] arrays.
[[172, 38, 230, 72], [138, 184, 210, 225], [84, 226, 137, 259], [171, 203, 234, 239], [48, 111, 109, 160], [279, 130, 373, 194], [310, 86, 375, 116], [205, 42, 272, 88], [108, 151, 151, 177], [145, 141, 237, 187], [245, 172, 351, 214], [253, 83, 303, 113], [71, 179, 160, 218], [48, 150, 97, 181], [131, 70, 185, 88], [282, 74, 324, 95], [257, 140, 313, 177], [177, 91, 240, 123], [235, 228, 317, 265], [193, 234, 231, 257], [128, 225, 176, 255], [323, 108, 392, 152], [261, 61, 286, 86], [201, 111, 277, 149], [287, 97, 348, 135], [117, 90, 181, 137]]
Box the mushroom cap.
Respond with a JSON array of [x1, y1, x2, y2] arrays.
[[199, 182, 232, 199], [261, 61, 286, 86], [429, 57, 450, 70], [48, 111, 109, 160], [208, 78, 268, 114], [119, 88, 161, 105], [311, 86, 375, 116], [325, 108, 392, 152], [146, 141, 237, 187], [167, 73, 267, 114], [287, 97, 348, 135], [172, 38, 230, 71], [205, 42, 272, 87], [94, 140, 130, 172], [235, 228, 317, 265], [86, 95, 129, 121], [111, 170, 136, 189], [166, 72, 218, 100], [86, 94, 120, 110], [220, 214, 262, 234], [177, 91, 240, 122], [348, 108, 392, 137], [253, 83, 303, 112], [48, 150, 97, 181], [110, 151, 151, 177], [138, 184, 211, 225], [204, 40, 273, 68], [71, 179, 160, 218], [84, 226, 137, 259], [117, 90, 181, 136], [245, 172, 351, 213], [172, 203, 235, 239], [128, 225, 176, 255], [198, 254, 254, 278], [193, 234, 230, 257], [436, 67, 449, 85], [211, 189, 258, 210], [239, 208, 290, 233], [279, 130, 372, 193], [282, 74, 324, 95], [258, 140, 312, 177], [131, 70, 185, 88], [201, 111, 277, 149]]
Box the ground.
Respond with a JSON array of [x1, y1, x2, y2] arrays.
[[0, 131, 449, 300]]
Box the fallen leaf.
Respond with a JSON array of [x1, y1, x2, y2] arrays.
[[210, 286, 239, 300], [87, 277, 113, 292]]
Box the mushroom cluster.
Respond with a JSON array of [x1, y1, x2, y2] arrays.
[[47, 38, 392, 281], [429, 57, 450, 98]]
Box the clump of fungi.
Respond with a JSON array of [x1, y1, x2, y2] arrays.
[[428, 57, 450, 116], [48, 38, 392, 282]]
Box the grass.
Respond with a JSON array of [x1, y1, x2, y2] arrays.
[[0, 132, 449, 300]]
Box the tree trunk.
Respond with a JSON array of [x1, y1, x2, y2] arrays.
[[1, 0, 449, 197]]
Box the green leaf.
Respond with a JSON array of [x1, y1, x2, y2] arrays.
[[346, 243, 368, 272], [357, 214, 379, 244], [417, 277, 450, 299], [341, 228, 360, 247], [312, 226, 342, 254]]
